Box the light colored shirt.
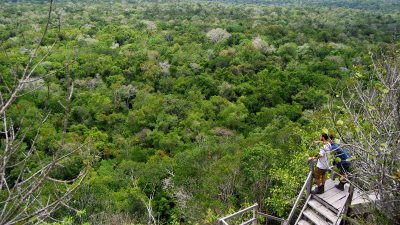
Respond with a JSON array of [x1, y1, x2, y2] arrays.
[[317, 142, 331, 170]]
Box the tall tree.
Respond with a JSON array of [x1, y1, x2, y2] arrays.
[[0, 1, 92, 224], [332, 47, 400, 222]]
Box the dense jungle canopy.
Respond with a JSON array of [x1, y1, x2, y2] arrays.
[[0, 0, 399, 224]]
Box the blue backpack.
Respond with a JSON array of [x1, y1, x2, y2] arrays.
[[331, 143, 351, 165]]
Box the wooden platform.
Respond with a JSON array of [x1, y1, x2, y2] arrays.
[[314, 179, 349, 212], [314, 179, 376, 210], [351, 187, 379, 206]]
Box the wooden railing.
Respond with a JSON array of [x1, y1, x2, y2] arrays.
[[334, 174, 355, 225], [283, 161, 314, 225], [218, 203, 285, 225]]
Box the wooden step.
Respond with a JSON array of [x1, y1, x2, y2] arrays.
[[303, 208, 331, 225], [297, 219, 312, 225], [294, 195, 313, 225], [308, 199, 338, 223], [313, 194, 339, 214]]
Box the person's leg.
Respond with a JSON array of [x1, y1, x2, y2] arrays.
[[315, 177, 321, 186], [312, 169, 319, 194], [312, 169, 318, 185], [312, 168, 325, 194], [335, 164, 347, 191], [319, 170, 326, 193]]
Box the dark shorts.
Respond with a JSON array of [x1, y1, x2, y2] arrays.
[[313, 167, 327, 179]]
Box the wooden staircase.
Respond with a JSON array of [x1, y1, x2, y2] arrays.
[[286, 165, 355, 225], [295, 191, 345, 225], [218, 162, 357, 225]]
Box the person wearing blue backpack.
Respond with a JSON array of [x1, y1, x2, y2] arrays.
[[329, 134, 351, 191]]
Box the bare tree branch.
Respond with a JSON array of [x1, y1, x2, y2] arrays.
[[329, 48, 400, 221], [0, 1, 94, 224]]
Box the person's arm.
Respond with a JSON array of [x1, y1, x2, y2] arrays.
[[308, 141, 329, 161], [308, 141, 324, 160], [308, 155, 320, 160], [309, 146, 326, 161]]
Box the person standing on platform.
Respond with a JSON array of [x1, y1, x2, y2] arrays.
[[309, 133, 332, 194]]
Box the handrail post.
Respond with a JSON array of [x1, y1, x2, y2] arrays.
[[285, 160, 315, 225], [219, 219, 228, 225], [306, 160, 315, 196], [340, 175, 355, 225], [252, 204, 258, 225]]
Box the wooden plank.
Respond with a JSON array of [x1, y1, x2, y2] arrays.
[[336, 183, 355, 225], [303, 208, 330, 225], [368, 193, 379, 201], [257, 212, 285, 222], [308, 199, 338, 223], [351, 188, 370, 205], [219, 219, 229, 225], [331, 195, 348, 210], [311, 180, 336, 197], [240, 218, 257, 225], [219, 204, 258, 221], [324, 179, 337, 192], [351, 189, 363, 201], [351, 194, 372, 206], [297, 219, 312, 225], [351, 197, 368, 206], [325, 192, 348, 206], [318, 187, 341, 199], [287, 171, 313, 225], [313, 194, 339, 214], [351, 189, 379, 206], [335, 216, 343, 225], [294, 195, 312, 225]]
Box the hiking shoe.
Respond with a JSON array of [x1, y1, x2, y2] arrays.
[[311, 185, 324, 194], [335, 182, 345, 191]]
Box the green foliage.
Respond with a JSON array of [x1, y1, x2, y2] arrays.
[[1, 0, 398, 224]]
